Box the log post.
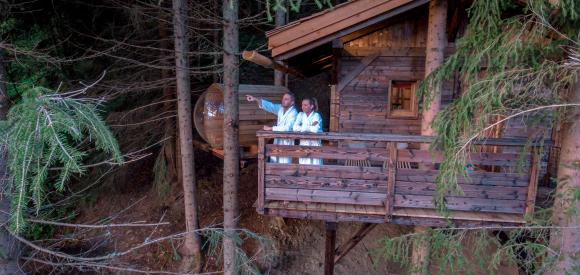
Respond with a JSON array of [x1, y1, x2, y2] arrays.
[[324, 222, 338, 275], [414, 0, 447, 273], [257, 137, 266, 214], [421, 0, 447, 136], [274, 0, 286, 86]]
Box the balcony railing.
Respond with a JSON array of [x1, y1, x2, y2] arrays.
[[256, 131, 549, 226]]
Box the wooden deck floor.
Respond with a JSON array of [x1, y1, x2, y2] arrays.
[[264, 201, 526, 226]]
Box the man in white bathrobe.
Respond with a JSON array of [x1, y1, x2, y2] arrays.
[[246, 93, 298, 164]]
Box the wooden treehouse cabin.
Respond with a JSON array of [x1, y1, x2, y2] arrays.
[[247, 0, 557, 273]]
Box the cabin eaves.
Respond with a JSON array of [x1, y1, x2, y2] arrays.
[[266, 0, 429, 60]]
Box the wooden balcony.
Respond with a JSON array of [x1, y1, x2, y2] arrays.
[[256, 131, 550, 227]]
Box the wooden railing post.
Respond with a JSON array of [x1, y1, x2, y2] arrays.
[[386, 142, 397, 221], [525, 146, 540, 217], [257, 136, 266, 214]]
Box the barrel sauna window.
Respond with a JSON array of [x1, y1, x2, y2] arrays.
[[388, 80, 418, 118]]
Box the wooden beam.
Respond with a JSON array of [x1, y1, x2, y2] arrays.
[[257, 137, 266, 214], [329, 85, 340, 132], [242, 51, 304, 78], [386, 142, 397, 220], [525, 147, 540, 217], [324, 222, 337, 275], [256, 131, 550, 147], [342, 46, 456, 57], [334, 223, 377, 264], [337, 52, 379, 92]]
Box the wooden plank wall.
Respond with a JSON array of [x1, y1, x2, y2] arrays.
[[337, 13, 456, 135]]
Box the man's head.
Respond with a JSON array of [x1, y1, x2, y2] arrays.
[[281, 92, 295, 109]]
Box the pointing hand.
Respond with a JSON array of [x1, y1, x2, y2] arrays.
[[246, 95, 256, 102]]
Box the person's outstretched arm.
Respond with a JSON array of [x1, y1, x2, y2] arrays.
[[246, 95, 280, 115]]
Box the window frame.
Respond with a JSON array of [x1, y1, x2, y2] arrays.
[[387, 80, 419, 119]]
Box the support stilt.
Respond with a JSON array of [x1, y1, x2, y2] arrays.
[[324, 222, 337, 275], [334, 223, 377, 264]]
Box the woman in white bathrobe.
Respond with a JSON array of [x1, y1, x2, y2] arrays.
[[246, 93, 298, 164], [293, 98, 323, 165]]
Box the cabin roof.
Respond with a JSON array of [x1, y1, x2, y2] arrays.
[[266, 0, 428, 60]]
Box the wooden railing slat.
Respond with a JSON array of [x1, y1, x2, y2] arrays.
[[256, 131, 549, 146], [394, 195, 526, 214], [266, 144, 389, 161], [266, 164, 387, 180], [265, 175, 387, 193]]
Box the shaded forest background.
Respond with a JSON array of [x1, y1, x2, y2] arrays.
[[0, 0, 340, 273]]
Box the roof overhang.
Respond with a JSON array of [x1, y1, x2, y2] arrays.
[[266, 0, 429, 61]]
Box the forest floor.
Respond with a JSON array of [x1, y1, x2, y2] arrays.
[[63, 149, 520, 274]]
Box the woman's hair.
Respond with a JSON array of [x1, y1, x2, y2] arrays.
[[303, 97, 318, 112]]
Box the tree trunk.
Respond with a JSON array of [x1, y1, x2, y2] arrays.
[[421, 0, 447, 137], [414, 0, 447, 273], [274, 0, 286, 86], [172, 0, 203, 272], [547, 77, 580, 274], [222, 0, 240, 273], [0, 49, 21, 274], [159, 7, 179, 186]]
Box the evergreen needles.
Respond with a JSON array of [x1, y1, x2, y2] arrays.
[[0, 87, 122, 233], [418, 0, 579, 211]]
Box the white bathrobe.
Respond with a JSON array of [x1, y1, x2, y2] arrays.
[[259, 99, 298, 164], [292, 112, 323, 165]]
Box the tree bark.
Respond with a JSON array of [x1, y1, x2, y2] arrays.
[[414, 0, 447, 273], [421, 0, 447, 137], [172, 0, 203, 272], [222, 0, 240, 273], [273, 0, 286, 86], [0, 49, 21, 274], [547, 77, 580, 274]]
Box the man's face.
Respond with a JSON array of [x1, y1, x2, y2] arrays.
[[281, 94, 294, 108]]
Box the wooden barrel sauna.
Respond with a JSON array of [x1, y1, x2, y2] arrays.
[[193, 83, 289, 149]]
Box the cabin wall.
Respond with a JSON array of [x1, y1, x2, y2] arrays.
[[336, 11, 457, 135]]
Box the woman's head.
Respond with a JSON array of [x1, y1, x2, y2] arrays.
[[301, 97, 318, 114]]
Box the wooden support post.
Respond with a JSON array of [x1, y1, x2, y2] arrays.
[[420, 0, 447, 138], [386, 142, 397, 220], [274, 0, 286, 86], [257, 137, 266, 214], [334, 223, 377, 264], [525, 147, 540, 217], [413, 0, 447, 273], [329, 85, 339, 132], [324, 222, 337, 275]]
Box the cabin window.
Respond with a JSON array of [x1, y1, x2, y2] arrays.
[[388, 80, 418, 118]]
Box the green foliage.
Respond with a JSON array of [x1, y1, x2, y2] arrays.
[[417, 0, 580, 211], [0, 87, 122, 233], [203, 228, 275, 275], [377, 225, 556, 275], [0, 19, 66, 100], [265, 0, 333, 21]]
